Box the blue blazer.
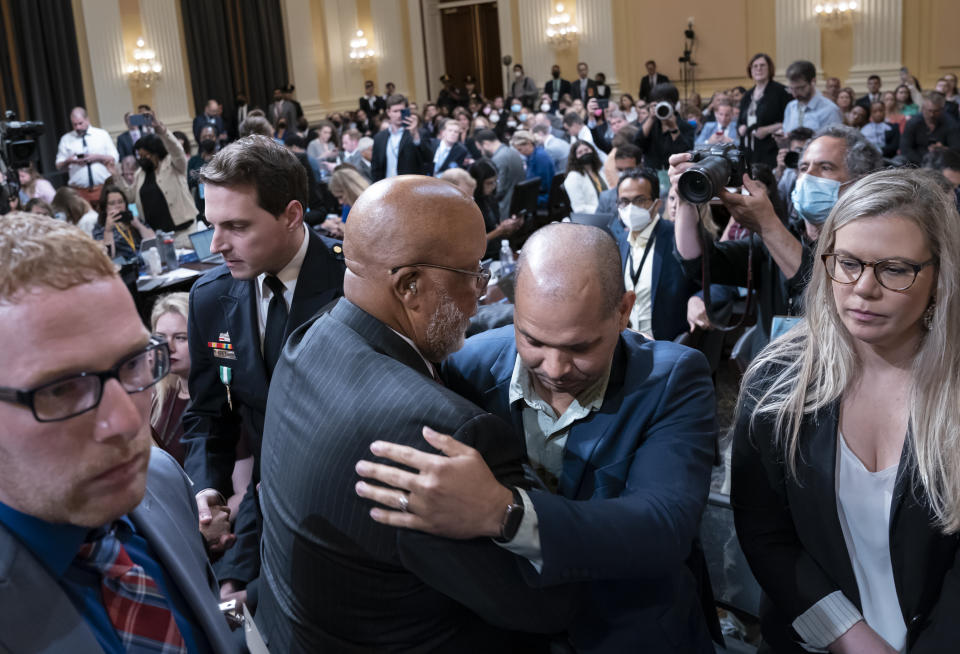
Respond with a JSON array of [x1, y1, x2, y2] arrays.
[[610, 217, 699, 341], [443, 326, 718, 653]]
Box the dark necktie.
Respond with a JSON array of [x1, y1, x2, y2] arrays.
[[73, 523, 188, 653], [81, 132, 94, 188], [263, 275, 289, 377]]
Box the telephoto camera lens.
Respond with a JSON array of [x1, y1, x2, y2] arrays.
[[784, 150, 800, 169], [678, 156, 732, 204], [654, 101, 673, 121]]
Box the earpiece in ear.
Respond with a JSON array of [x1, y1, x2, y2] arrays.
[[408, 283, 417, 293]]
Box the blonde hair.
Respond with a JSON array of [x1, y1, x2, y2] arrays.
[[0, 213, 114, 304], [150, 292, 190, 425], [329, 167, 370, 206], [439, 168, 477, 196], [740, 168, 960, 532]]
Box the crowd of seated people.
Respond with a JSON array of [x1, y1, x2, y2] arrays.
[[2, 53, 960, 654]]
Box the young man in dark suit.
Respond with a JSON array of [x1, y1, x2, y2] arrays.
[[181, 135, 345, 609], [359, 79, 385, 116], [572, 61, 598, 104], [356, 222, 719, 653], [258, 177, 577, 652], [609, 168, 699, 340], [371, 94, 434, 181], [543, 64, 572, 111], [0, 214, 239, 653], [639, 60, 671, 102], [430, 117, 469, 175]]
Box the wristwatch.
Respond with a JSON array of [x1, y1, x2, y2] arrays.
[[494, 486, 525, 543]]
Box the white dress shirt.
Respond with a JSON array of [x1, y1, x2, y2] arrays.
[[624, 218, 659, 334], [255, 224, 309, 350], [386, 125, 404, 178], [55, 126, 119, 187]]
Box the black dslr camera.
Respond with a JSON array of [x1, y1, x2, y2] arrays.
[[677, 143, 747, 204], [1, 110, 44, 169]]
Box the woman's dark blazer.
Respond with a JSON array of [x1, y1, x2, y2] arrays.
[[731, 363, 960, 653], [737, 80, 791, 168]]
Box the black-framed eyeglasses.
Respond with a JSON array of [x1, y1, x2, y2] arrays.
[[390, 261, 492, 291], [821, 253, 936, 291], [617, 195, 655, 209], [0, 336, 170, 423]]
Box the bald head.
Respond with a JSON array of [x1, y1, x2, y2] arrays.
[[342, 175, 487, 361], [344, 175, 485, 276], [70, 107, 90, 133], [516, 223, 625, 316]]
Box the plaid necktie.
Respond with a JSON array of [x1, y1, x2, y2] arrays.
[[74, 523, 188, 653]]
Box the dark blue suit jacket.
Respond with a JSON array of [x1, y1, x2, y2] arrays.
[[430, 140, 469, 174], [443, 326, 717, 653], [182, 229, 344, 588], [610, 217, 699, 341]]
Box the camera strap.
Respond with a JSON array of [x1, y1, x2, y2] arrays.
[[699, 222, 755, 333]]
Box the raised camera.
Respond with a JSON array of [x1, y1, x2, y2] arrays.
[[677, 143, 747, 204], [784, 150, 800, 169], [654, 101, 674, 121]]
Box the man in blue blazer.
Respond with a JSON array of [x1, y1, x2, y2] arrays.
[[355, 223, 719, 653], [182, 136, 345, 607], [609, 168, 699, 340], [429, 117, 469, 175], [0, 214, 240, 653]]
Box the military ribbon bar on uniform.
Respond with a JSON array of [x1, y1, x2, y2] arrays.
[[207, 342, 234, 350]]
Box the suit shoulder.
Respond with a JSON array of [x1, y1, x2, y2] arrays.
[[191, 264, 234, 292]]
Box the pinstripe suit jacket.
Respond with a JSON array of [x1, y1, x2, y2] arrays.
[[257, 299, 578, 653]]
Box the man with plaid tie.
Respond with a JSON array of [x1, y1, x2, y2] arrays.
[[0, 213, 241, 653]]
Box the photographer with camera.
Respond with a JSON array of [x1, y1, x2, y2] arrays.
[[775, 127, 815, 204], [55, 107, 119, 210], [671, 125, 882, 361], [634, 83, 695, 171]]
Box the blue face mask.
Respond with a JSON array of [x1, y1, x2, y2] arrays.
[[687, 119, 698, 127], [511, 104, 523, 113], [518, 112, 528, 123], [791, 173, 841, 225]]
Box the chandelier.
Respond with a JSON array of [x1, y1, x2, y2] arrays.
[[349, 30, 376, 66], [814, 1, 859, 28], [125, 37, 162, 88], [546, 3, 578, 49]]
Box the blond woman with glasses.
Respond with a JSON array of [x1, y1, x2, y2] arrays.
[[731, 168, 960, 654]]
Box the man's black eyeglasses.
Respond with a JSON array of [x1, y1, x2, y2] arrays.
[[390, 262, 492, 291], [0, 337, 170, 422]]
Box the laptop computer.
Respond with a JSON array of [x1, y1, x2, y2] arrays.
[[189, 228, 225, 264]]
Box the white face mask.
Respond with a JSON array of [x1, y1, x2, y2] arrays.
[[619, 203, 654, 232], [540, 102, 552, 112]]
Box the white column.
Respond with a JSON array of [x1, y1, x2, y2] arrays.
[[282, 0, 323, 121], [498, 0, 515, 88], [139, 0, 192, 139], [848, 0, 902, 92], [576, 0, 616, 91], [372, 0, 409, 97], [407, 0, 428, 104], [775, 0, 822, 82], [516, 0, 554, 84], [323, 0, 362, 111], [419, 0, 444, 102], [80, 0, 130, 135]]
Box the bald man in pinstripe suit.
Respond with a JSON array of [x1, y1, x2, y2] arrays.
[[257, 176, 577, 653]]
